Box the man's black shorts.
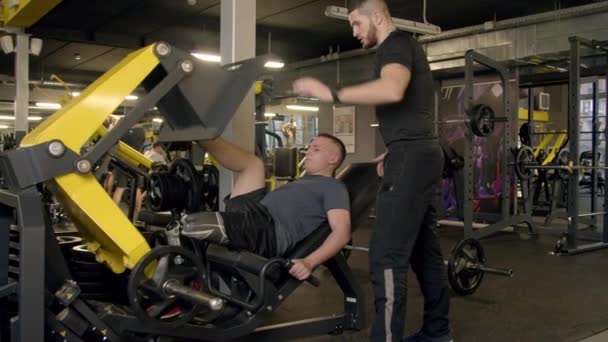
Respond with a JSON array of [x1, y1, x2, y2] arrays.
[[222, 188, 277, 258]]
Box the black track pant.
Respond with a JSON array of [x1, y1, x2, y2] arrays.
[[369, 140, 450, 341]]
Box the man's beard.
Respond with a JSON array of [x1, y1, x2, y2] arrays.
[[364, 24, 378, 49]]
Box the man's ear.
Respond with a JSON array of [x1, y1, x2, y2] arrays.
[[372, 10, 383, 26], [328, 151, 340, 167]]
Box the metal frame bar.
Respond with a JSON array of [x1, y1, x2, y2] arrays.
[[563, 36, 608, 254], [0, 48, 185, 342], [590, 80, 599, 225], [545, 176, 568, 225], [604, 58, 608, 245], [0, 188, 46, 342], [245, 315, 347, 341], [0, 202, 11, 342], [528, 88, 535, 147], [102, 253, 364, 341], [83, 63, 187, 166], [463, 50, 537, 239]]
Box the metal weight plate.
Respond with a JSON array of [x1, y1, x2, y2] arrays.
[[469, 104, 496, 137], [202, 164, 219, 211], [515, 146, 536, 181], [447, 238, 486, 296], [128, 246, 205, 328], [148, 171, 171, 212], [56, 235, 83, 254], [170, 159, 202, 213]]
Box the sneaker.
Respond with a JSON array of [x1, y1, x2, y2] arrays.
[[402, 331, 453, 342]]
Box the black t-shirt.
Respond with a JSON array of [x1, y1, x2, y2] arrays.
[[374, 31, 435, 145]]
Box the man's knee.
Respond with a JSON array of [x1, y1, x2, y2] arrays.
[[246, 156, 265, 175], [180, 211, 229, 245]]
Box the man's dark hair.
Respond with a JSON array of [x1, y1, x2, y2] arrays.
[[152, 141, 162, 149], [317, 133, 347, 170]]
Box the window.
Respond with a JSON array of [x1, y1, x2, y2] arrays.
[[265, 114, 318, 151]]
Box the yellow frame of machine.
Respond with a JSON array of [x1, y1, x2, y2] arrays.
[[20, 45, 162, 273]]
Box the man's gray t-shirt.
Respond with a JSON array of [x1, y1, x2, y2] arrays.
[[261, 175, 350, 255]]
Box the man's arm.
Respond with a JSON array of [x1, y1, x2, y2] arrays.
[[338, 64, 411, 105], [289, 209, 351, 280], [292, 63, 411, 106]]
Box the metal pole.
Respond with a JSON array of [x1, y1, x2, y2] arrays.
[[14, 33, 29, 145], [463, 53, 474, 238], [528, 88, 534, 147], [568, 36, 581, 250], [502, 70, 511, 221], [591, 80, 599, 226], [603, 54, 608, 244], [219, 0, 256, 210]]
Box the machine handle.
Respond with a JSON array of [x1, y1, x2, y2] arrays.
[[163, 280, 224, 311], [284, 260, 321, 287]]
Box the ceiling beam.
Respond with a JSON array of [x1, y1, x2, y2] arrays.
[[28, 27, 146, 49]]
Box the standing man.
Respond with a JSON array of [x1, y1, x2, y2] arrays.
[[292, 1, 451, 341]]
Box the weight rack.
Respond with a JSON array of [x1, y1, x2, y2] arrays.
[[562, 36, 608, 254], [459, 51, 538, 240]]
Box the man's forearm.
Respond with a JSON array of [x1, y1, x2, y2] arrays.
[[304, 229, 351, 269], [337, 79, 403, 105]]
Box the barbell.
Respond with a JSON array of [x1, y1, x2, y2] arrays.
[[446, 238, 513, 296], [515, 146, 608, 181], [436, 104, 508, 137], [343, 238, 513, 296]]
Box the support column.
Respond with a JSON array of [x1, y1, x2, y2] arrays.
[[14, 33, 29, 145], [219, 0, 256, 208]]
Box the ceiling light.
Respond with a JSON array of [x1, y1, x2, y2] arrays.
[[264, 61, 284, 69], [370, 123, 379, 127], [286, 105, 319, 112], [0, 124, 9, 129], [152, 118, 164, 123], [264, 112, 277, 117], [324, 6, 441, 36], [74, 53, 81, 61], [71, 91, 80, 97], [0, 35, 15, 54], [30, 37, 43, 56], [35, 102, 61, 109], [191, 53, 221, 63], [125, 95, 138, 100], [0, 115, 43, 121]]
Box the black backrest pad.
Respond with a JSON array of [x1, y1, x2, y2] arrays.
[[274, 148, 297, 178]]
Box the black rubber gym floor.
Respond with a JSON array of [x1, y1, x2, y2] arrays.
[[276, 219, 608, 342]]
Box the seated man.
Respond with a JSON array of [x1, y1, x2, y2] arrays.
[[180, 133, 351, 281]]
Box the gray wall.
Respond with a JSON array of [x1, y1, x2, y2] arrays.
[[316, 103, 381, 171]]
